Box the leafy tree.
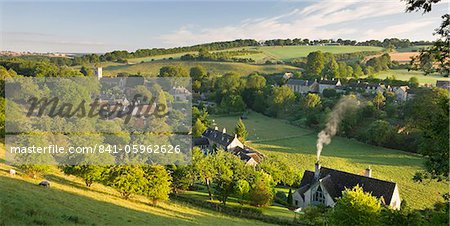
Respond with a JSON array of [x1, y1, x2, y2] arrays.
[[322, 56, 339, 79], [372, 92, 386, 110], [142, 165, 172, 205], [306, 51, 325, 78], [80, 66, 94, 77], [302, 93, 321, 109], [322, 88, 337, 98], [167, 165, 192, 194], [192, 148, 216, 199], [408, 77, 419, 88], [234, 118, 248, 142], [268, 86, 295, 117], [213, 150, 246, 205], [192, 119, 207, 138], [219, 94, 246, 113], [365, 120, 393, 146], [159, 66, 188, 77], [249, 171, 274, 207], [246, 73, 266, 90], [329, 185, 381, 226], [63, 165, 106, 187], [407, 88, 449, 180], [103, 165, 147, 199], [352, 64, 364, 78], [234, 179, 250, 205], [189, 65, 207, 80]]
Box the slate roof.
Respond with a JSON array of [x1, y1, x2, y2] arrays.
[[436, 80, 450, 89], [287, 79, 316, 86], [298, 167, 397, 204], [193, 137, 209, 146], [202, 128, 234, 147], [319, 80, 339, 85]]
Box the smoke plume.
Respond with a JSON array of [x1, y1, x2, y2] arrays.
[[316, 95, 361, 162]]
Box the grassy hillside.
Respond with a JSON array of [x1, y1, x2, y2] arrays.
[[211, 112, 448, 210], [371, 69, 450, 85], [103, 60, 299, 77], [235, 46, 384, 63], [0, 147, 273, 226]]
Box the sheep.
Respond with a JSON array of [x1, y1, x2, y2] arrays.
[[38, 180, 50, 187], [9, 169, 16, 176]]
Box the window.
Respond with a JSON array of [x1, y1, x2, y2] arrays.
[[295, 200, 299, 206], [312, 186, 326, 204]]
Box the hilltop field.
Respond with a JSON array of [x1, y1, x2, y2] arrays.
[[0, 146, 274, 226], [211, 111, 448, 210]]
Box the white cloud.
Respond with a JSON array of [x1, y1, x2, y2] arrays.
[[159, 0, 436, 46]]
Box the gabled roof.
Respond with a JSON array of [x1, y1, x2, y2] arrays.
[[193, 137, 209, 146], [202, 128, 234, 147], [298, 167, 397, 204], [319, 80, 340, 85], [287, 79, 316, 86]]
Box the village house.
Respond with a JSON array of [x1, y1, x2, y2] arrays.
[[293, 163, 401, 210], [318, 79, 341, 93], [436, 80, 450, 90], [193, 127, 263, 166], [286, 79, 319, 94], [171, 86, 192, 102], [393, 86, 411, 102]]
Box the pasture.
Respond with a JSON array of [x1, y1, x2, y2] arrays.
[[236, 45, 384, 63], [211, 112, 448, 210], [372, 69, 450, 85], [0, 147, 273, 226], [102, 60, 299, 77]]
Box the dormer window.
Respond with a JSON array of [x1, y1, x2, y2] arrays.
[[312, 186, 326, 204]]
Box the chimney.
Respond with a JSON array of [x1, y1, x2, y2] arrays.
[[222, 128, 226, 134], [214, 126, 218, 131], [364, 166, 372, 177], [314, 162, 321, 181]]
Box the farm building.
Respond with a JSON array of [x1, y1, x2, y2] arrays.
[[318, 79, 341, 93], [286, 79, 318, 94], [293, 163, 401, 210], [193, 127, 263, 166]]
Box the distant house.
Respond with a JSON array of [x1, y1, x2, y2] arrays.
[[365, 83, 390, 94], [286, 79, 318, 94], [393, 86, 410, 102], [436, 80, 450, 90], [318, 79, 341, 93], [194, 127, 263, 166], [293, 164, 401, 210], [171, 86, 192, 102]]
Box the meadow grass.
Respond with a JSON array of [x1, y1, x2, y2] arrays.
[[0, 146, 274, 226], [371, 69, 450, 85], [211, 111, 449, 210], [236, 46, 384, 62], [102, 60, 299, 77]]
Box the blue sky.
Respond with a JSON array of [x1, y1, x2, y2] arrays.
[[1, 1, 447, 53]]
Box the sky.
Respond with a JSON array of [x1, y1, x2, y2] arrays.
[[0, 0, 448, 53]]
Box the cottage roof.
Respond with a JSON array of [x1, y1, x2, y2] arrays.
[[202, 128, 234, 147], [193, 137, 209, 146], [287, 79, 316, 86], [319, 80, 340, 85], [298, 167, 397, 204]]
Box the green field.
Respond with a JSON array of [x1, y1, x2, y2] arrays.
[[372, 69, 450, 85], [0, 148, 273, 226], [395, 46, 430, 53], [103, 60, 299, 77], [235, 45, 384, 63], [127, 52, 197, 64], [211, 112, 448, 210]]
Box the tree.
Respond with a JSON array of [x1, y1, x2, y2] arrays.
[[407, 88, 449, 180], [234, 179, 250, 205], [189, 66, 207, 80], [268, 86, 295, 116], [142, 165, 172, 205], [192, 148, 216, 200], [372, 92, 386, 110], [322, 58, 340, 79], [234, 118, 248, 142], [249, 171, 274, 207], [246, 73, 266, 90], [408, 77, 419, 88], [103, 165, 147, 199], [63, 165, 106, 187], [80, 66, 94, 77], [306, 51, 325, 78], [192, 119, 207, 138], [329, 185, 381, 226], [302, 93, 321, 109], [365, 120, 393, 146], [352, 64, 364, 78], [159, 66, 188, 77]]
